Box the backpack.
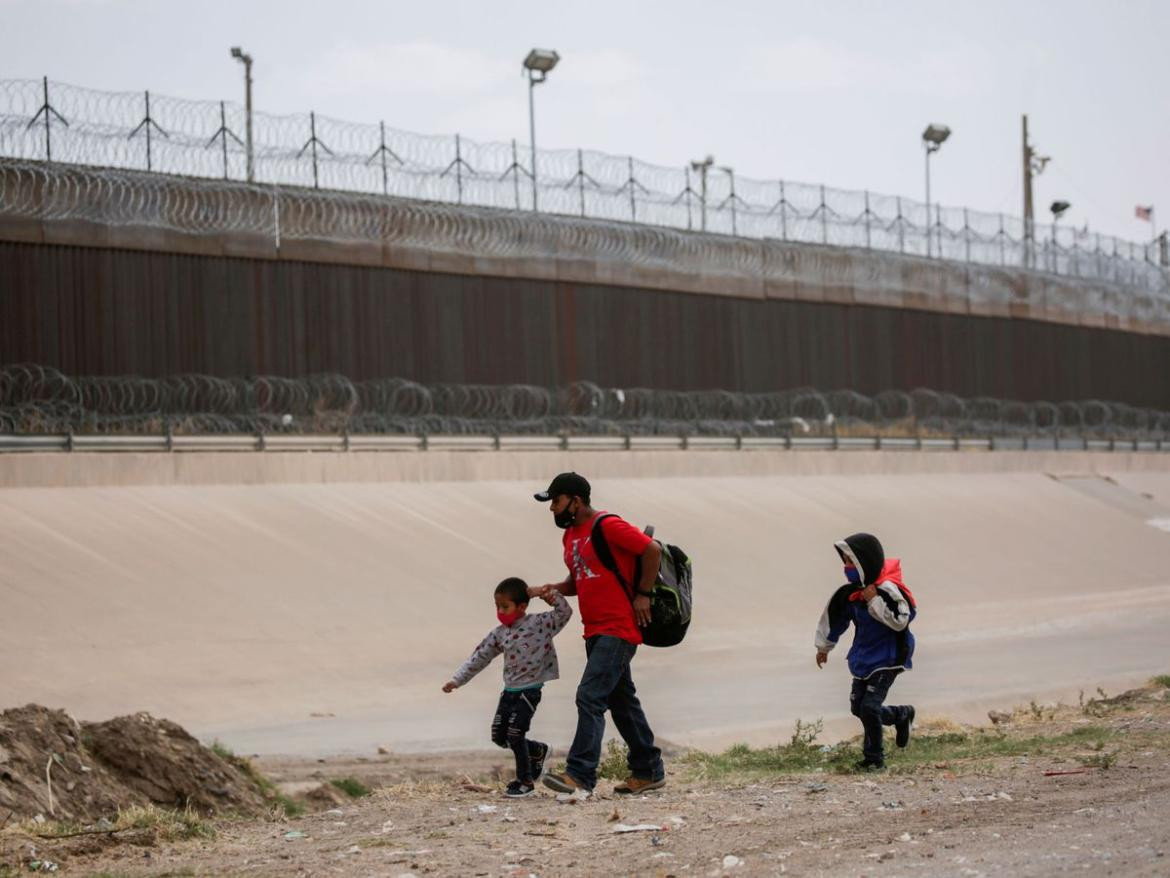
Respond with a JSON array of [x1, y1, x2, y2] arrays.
[[590, 514, 693, 647]]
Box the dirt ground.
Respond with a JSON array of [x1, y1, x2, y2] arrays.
[[4, 688, 1168, 877]]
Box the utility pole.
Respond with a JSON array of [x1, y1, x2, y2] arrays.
[[1022, 114, 1049, 268], [1022, 115, 1032, 250]]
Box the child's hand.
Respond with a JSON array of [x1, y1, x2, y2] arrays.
[[442, 681, 457, 693], [815, 651, 828, 668], [540, 586, 558, 605], [858, 584, 878, 601]]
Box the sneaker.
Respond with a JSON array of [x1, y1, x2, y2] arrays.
[[504, 780, 535, 798], [854, 759, 886, 772], [529, 742, 550, 781], [614, 776, 666, 795], [542, 770, 589, 795], [555, 787, 592, 804], [895, 706, 915, 749]]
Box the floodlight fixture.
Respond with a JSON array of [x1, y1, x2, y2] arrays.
[[523, 49, 560, 76], [922, 123, 951, 151], [1050, 200, 1071, 219]]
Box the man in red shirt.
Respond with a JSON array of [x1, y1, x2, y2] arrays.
[[531, 472, 666, 799]]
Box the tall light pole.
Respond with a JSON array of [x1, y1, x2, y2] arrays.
[[230, 46, 254, 182], [1022, 114, 1050, 267], [690, 155, 714, 231], [522, 48, 559, 212], [921, 124, 950, 258]]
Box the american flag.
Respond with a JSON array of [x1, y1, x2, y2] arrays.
[[1135, 205, 1153, 221]]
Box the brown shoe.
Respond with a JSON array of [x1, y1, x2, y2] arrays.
[[542, 771, 591, 797], [614, 776, 666, 795]]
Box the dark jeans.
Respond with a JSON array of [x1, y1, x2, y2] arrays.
[[850, 669, 913, 763], [491, 688, 544, 783], [565, 634, 663, 790]]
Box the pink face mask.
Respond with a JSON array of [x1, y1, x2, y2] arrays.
[[497, 610, 523, 627]]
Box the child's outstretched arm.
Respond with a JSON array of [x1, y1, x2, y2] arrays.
[[445, 630, 503, 692]]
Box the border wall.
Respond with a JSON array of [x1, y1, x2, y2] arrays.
[[2, 161, 1169, 408]]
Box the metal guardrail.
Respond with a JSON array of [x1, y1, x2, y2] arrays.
[[1, 433, 1167, 454]]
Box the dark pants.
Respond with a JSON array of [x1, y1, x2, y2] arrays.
[[850, 669, 912, 763], [565, 634, 663, 790], [491, 688, 544, 783]]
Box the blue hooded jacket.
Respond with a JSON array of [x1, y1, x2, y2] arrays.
[[814, 533, 917, 679]]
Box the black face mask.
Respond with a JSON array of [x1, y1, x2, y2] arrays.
[[554, 499, 578, 529]]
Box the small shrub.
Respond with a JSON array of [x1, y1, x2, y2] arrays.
[[1076, 750, 1118, 770], [1151, 675, 1170, 689], [116, 804, 215, 841], [330, 777, 371, 798], [789, 718, 823, 749], [598, 739, 630, 780]]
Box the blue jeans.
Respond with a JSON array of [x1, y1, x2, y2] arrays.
[[565, 635, 663, 790], [850, 669, 911, 763]]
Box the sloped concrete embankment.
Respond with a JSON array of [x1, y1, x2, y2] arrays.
[[2, 450, 1169, 756]]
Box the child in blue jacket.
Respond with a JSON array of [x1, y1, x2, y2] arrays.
[[815, 532, 917, 770]]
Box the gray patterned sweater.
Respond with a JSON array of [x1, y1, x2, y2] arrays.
[[451, 592, 573, 689]]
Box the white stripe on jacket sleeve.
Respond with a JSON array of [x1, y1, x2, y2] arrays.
[[866, 583, 911, 631]]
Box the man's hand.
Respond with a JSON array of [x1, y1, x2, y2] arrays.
[[539, 587, 557, 605], [534, 581, 575, 598], [858, 584, 878, 601], [633, 594, 652, 627], [815, 651, 828, 668], [442, 681, 457, 693]]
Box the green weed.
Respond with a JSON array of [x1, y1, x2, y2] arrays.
[[598, 739, 630, 780], [330, 777, 371, 799], [682, 722, 1116, 780]]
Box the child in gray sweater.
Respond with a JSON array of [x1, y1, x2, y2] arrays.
[[443, 577, 573, 797]]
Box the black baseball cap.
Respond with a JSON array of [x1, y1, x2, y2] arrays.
[[534, 472, 591, 503]]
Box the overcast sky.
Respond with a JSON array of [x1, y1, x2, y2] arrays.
[[2, 0, 1166, 240]]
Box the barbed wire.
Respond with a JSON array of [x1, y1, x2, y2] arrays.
[[3, 364, 1168, 440], [1, 78, 1166, 287], [3, 159, 1167, 323]]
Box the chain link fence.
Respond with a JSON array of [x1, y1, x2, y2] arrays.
[[3, 364, 1168, 442], [1, 78, 1166, 288]]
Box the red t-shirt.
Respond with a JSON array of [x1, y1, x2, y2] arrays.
[[562, 511, 652, 645]]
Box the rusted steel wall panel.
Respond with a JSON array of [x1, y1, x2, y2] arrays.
[[1, 240, 1168, 407]]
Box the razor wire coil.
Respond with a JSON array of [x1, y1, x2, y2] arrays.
[[3, 364, 1168, 441]]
